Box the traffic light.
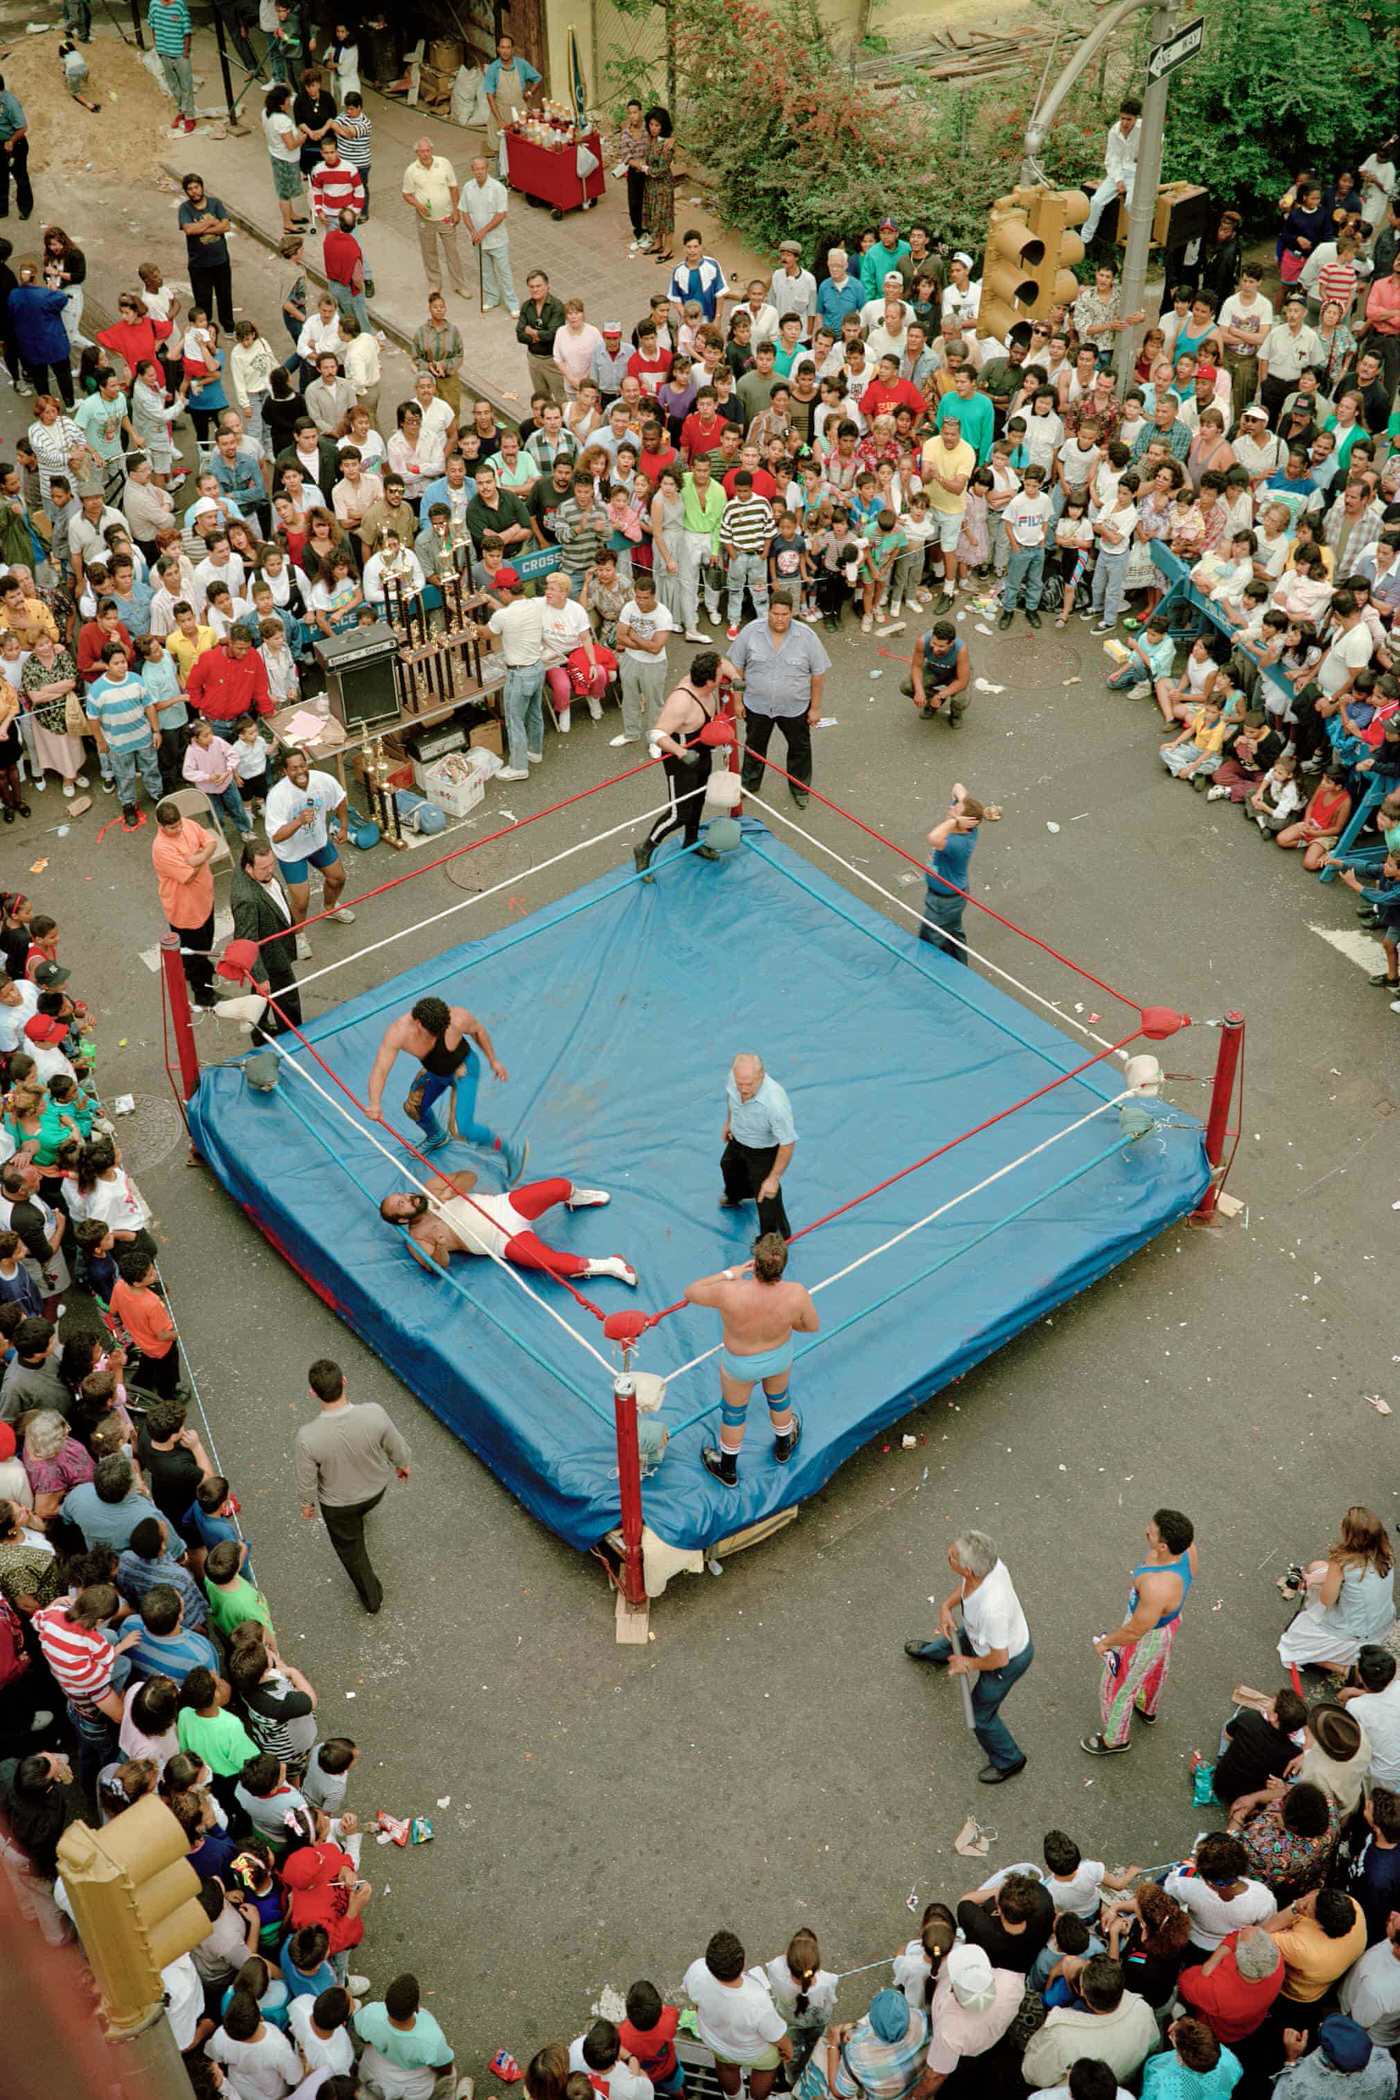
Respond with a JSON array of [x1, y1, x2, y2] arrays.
[[1025, 189, 1089, 313], [1113, 180, 1211, 249], [978, 186, 1089, 335], [57, 1797, 208, 2032], [979, 188, 1046, 341]]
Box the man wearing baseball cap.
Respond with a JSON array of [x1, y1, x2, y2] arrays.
[[919, 1943, 1021, 2091], [591, 322, 630, 406], [23, 1013, 76, 1087], [478, 569, 546, 783], [860, 218, 910, 300], [1235, 401, 1285, 491]]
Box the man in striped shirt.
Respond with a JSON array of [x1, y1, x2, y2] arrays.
[[124, 1583, 220, 1685], [720, 472, 774, 638], [86, 642, 163, 824], [34, 1583, 132, 1785], [309, 137, 365, 230], [552, 474, 606, 590], [148, 0, 194, 132]]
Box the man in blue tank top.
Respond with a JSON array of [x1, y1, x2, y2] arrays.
[[1083, 1507, 1196, 1755]]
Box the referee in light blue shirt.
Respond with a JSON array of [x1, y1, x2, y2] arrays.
[[721, 1052, 795, 1238]]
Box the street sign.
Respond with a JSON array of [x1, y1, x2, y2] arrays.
[[1147, 16, 1204, 81]]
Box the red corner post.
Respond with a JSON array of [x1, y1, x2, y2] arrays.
[[160, 933, 201, 1102], [612, 1373, 647, 1610], [1194, 1011, 1244, 1220]]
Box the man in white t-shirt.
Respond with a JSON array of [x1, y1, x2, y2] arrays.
[[479, 567, 546, 781], [683, 1931, 791, 2100], [905, 1528, 1033, 1784], [614, 572, 676, 747], [262, 746, 354, 929], [382, 1166, 637, 1286], [999, 464, 1054, 629], [1342, 1646, 1400, 1790]]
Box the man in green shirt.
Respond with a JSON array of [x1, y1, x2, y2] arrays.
[[355, 1975, 466, 2097], [860, 219, 912, 299], [938, 366, 995, 465], [678, 459, 725, 638], [411, 291, 464, 417]]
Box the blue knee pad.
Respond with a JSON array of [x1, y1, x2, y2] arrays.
[[720, 1398, 749, 1429], [765, 1386, 792, 1416]]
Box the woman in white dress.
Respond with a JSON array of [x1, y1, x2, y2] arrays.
[[1278, 1505, 1394, 1671]]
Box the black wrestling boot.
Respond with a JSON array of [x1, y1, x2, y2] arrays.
[[702, 1445, 738, 1487], [632, 840, 655, 883], [772, 1411, 802, 1465]]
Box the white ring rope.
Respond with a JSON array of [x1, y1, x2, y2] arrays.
[[273, 1046, 619, 1377], [657, 1088, 1134, 1391], [751, 797, 1126, 1058], [293, 798, 676, 992]]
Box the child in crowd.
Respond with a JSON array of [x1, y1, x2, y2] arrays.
[[1054, 490, 1094, 628], [894, 490, 935, 612], [955, 467, 992, 590], [110, 1247, 181, 1396], [1029, 1912, 1105, 2004], [1161, 694, 1228, 783], [769, 511, 810, 615], [860, 508, 907, 635], [891, 1902, 956, 2011], [1246, 750, 1304, 834], [756, 1927, 838, 2080], [618, 1980, 685, 2096], [977, 1830, 1109, 1921], [569, 2020, 652, 2100], [302, 1736, 359, 1818], [1106, 613, 1175, 699], [204, 1536, 275, 1644]]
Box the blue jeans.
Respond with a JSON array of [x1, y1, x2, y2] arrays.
[[331, 281, 372, 333], [110, 741, 163, 806], [1003, 545, 1044, 610], [911, 1629, 1034, 1768], [412, 1057, 499, 1149], [208, 780, 253, 838], [726, 551, 769, 626], [918, 888, 967, 964], [503, 662, 544, 771], [1091, 549, 1130, 626]]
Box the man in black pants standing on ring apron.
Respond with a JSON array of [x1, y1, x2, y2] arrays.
[[633, 650, 738, 881]]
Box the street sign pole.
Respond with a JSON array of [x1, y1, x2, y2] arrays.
[[1114, 0, 1176, 391]]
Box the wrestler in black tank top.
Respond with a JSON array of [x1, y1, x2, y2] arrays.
[[421, 1016, 469, 1078], [671, 683, 717, 747]]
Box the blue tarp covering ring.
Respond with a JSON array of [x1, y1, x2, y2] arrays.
[[190, 820, 1209, 1557]]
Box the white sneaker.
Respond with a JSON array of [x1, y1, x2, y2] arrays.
[[32, 776, 45, 790], [77, 774, 91, 788], [888, 599, 902, 617], [609, 733, 639, 746], [296, 935, 313, 959], [556, 709, 571, 733], [1205, 785, 1229, 802], [331, 907, 356, 924], [586, 1254, 637, 1285], [62, 783, 74, 798], [498, 766, 529, 780], [1125, 682, 1151, 700], [566, 1186, 610, 1208], [683, 628, 708, 643], [526, 750, 544, 765], [587, 696, 603, 720], [861, 613, 873, 632]]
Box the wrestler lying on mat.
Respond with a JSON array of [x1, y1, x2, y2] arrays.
[[380, 1170, 637, 1286]]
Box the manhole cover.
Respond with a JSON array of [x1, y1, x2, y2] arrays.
[[110, 1093, 187, 1173]]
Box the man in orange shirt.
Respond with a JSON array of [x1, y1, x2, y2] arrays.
[[151, 799, 219, 1008], [110, 1247, 181, 1397]]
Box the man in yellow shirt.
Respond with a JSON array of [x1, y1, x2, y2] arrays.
[[918, 412, 974, 612], [401, 138, 468, 299], [166, 603, 216, 689], [1266, 1888, 1367, 2007]]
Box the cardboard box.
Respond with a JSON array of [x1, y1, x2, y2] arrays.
[[469, 722, 503, 758]]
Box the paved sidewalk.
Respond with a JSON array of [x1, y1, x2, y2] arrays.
[[164, 39, 767, 418]]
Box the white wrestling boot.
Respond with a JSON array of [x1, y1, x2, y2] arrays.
[[566, 1187, 610, 1208], [585, 1255, 637, 1285]]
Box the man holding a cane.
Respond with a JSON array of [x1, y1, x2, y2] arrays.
[[904, 1529, 1033, 1785], [461, 155, 518, 318]]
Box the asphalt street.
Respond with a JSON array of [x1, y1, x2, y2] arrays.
[[6, 565, 1394, 2048]]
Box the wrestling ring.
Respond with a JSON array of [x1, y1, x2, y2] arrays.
[[159, 725, 1243, 1636]]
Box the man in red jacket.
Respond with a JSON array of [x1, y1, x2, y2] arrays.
[[186, 628, 274, 722]]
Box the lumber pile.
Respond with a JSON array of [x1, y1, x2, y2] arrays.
[[858, 23, 1085, 86]]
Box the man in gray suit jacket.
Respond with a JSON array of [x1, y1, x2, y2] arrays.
[[229, 836, 302, 1040]]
